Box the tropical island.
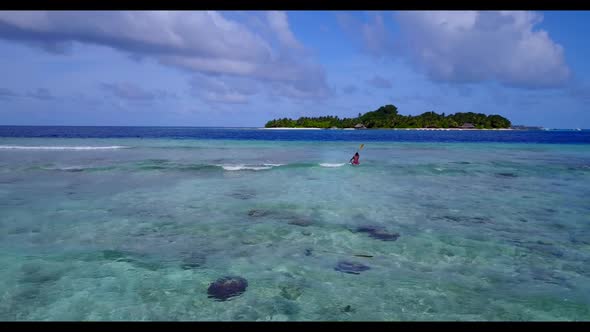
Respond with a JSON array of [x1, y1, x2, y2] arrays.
[[264, 104, 512, 129]]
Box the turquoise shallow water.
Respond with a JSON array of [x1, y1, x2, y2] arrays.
[[1, 137, 589, 321]]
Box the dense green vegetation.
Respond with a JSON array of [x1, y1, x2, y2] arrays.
[[265, 104, 511, 129]]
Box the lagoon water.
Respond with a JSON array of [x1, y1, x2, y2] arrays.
[[0, 127, 589, 321]]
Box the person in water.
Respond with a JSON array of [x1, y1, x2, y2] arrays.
[[350, 152, 360, 165]]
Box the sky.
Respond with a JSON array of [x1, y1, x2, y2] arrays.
[[0, 10, 589, 128]]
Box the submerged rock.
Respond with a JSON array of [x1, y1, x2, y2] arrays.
[[439, 248, 455, 257], [241, 238, 261, 245], [368, 229, 400, 241], [353, 254, 373, 258], [355, 225, 399, 241], [519, 266, 570, 287], [102, 249, 128, 261], [512, 240, 565, 258], [180, 252, 206, 269], [228, 191, 256, 200], [248, 209, 271, 218], [441, 215, 462, 222], [334, 260, 371, 275], [434, 215, 491, 225], [63, 168, 84, 172], [100, 250, 161, 271], [19, 265, 62, 284], [207, 276, 248, 301], [356, 225, 382, 233], [341, 305, 356, 313], [529, 243, 564, 258], [279, 284, 304, 300], [288, 217, 313, 227], [496, 172, 518, 178], [469, 217, 489, 224], [570, 235, 590, 245]]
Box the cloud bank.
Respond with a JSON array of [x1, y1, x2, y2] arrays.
[[0, 11, 331, 102], [395, 11, 570, 88], [340, 11, 570, 89]]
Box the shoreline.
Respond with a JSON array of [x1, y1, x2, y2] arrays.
[[260, 127, 515, 131], [260, 127, 324, 130]]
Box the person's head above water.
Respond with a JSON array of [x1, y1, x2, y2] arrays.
[[350, 151, 360, 164]]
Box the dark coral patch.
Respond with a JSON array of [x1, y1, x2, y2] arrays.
[[207, 276, 248, 301], [334, 261, 370, 275]]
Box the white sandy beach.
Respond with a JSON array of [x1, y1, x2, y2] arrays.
[[402, 128, 514, 131], [260, 127, 323, 130]]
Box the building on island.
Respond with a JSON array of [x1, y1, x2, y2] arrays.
[[459, 123, 475, 129], [354, 123, 366, 129]]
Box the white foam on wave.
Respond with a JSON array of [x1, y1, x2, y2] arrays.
[[218, 162, 286, 171], [38, 165, 90, 171], [56, 166, 85, 171], [220, 164, 273, 171], [0, 145, 128, 150], [319, 163, 346, 168]]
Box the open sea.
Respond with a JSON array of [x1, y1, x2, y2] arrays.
[[0, 126, 589, 321]]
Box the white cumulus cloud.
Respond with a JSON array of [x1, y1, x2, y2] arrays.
[[394, 11, 571, 88], [0, 11, 330, 100]]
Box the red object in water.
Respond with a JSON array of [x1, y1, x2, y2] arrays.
[[351, 154, 360, 165]]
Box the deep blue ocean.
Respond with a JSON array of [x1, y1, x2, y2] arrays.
[[1, 126, 589, 321], [1, 126, 589, 144]]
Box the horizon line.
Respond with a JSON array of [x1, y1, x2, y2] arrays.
[[0, 125, 587, 130]]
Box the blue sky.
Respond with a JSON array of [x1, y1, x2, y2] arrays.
[[0, 10, 588, 128]]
